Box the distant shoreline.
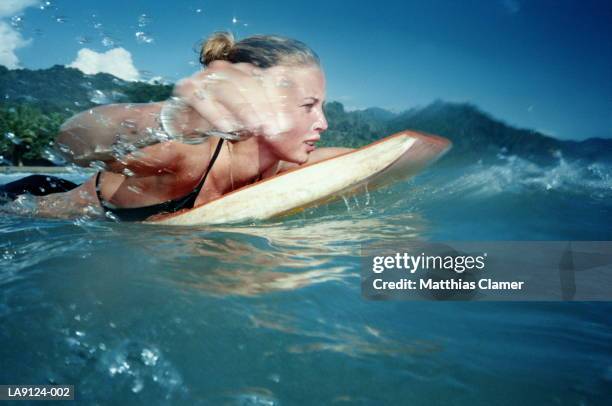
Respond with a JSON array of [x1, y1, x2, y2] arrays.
[[0, 166, 95, 174]]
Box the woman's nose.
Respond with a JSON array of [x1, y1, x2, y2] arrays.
[[313, 111, 328, 132]]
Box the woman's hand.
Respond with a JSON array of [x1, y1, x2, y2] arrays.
[[173, 61, 295, 138]]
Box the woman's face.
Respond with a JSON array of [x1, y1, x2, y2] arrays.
[[260, 65, 328, 164]]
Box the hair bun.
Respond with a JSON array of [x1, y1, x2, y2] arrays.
[[200, 31, 235, 66]]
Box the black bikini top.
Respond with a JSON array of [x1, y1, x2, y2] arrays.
[[95, 138, 224, 221]]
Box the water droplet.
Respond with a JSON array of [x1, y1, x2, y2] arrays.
[[232, 16, 238, 24], [341, 195, 351, 211], [141, 348, 159, 366], [54, 15, 67, 23], [135, 31, 154, 44], [101, 36, 115, 47], [76, 36, 91, 44], [98, 343, 107, 351], [137, 14, 151, 28], [104, 211, 120, 222], [93, 22, 102, 30], [40, 1, 52, 10], [10, 15, 23, 29], [120, 120, 137, 129], [78, 191, 91, 201], [194, 89, 207, 100], [41, 148, 66, 165], [122, 168, 135, 177], [89, 89, 111, 104], [276, 78, 292, 88], [89, 160, 107, 171], [2, 250, 16, 260], [127, 185, 143, 194], [5, 132, 21, 145], [131, 377, 144, 393]]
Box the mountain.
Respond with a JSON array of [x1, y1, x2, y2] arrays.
[[384, 100, 612, 165], [1, 65, 610, 166], [0, 65, 171, 115]]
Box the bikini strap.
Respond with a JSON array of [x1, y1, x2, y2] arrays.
[[95, 171, 103, 204], [94, 138, 224, 216], [192, 138, 225, 197]]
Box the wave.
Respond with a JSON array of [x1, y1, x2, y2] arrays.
[[425, 151, 612, 201]]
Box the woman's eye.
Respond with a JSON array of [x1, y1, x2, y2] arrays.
[[302, 103, 315, 111]]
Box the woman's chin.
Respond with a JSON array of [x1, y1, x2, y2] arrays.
[[280, 150, 309, 165]]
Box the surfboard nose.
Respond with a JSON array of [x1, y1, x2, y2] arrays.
[[399, 130, 452, 155]]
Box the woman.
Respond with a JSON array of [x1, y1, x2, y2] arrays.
[[1, 32, 351, 221]]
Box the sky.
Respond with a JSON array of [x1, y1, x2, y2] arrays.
[[0, 0, 610, 140]]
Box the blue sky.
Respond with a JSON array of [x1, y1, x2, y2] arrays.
[[1, 0, 610, 140]]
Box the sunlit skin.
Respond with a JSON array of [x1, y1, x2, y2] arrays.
[[26, 64, 351, 218]]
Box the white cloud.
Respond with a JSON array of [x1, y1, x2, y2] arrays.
[[0, 0, 40, 18], [0, 0, 40, 68], [68, 48, 140, 81], [0, 21, 31, 68]]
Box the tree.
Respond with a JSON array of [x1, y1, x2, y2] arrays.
[[0, 105, 66, 166]]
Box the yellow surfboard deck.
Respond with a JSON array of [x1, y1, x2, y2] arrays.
[[147, 130, 451, 226]]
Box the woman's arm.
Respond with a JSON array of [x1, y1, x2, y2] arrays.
[[55, 102, 209, 176], [56, 102, 164, 165]]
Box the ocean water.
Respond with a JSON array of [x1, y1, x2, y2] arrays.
[[1, 152, 611, 405]]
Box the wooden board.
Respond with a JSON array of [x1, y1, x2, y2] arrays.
[[147, 130, 451, 226]]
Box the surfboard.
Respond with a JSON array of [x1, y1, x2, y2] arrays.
[[147, 130, 451, 226]]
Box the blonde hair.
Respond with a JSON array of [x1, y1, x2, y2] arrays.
[[200, 31, 320, 68]]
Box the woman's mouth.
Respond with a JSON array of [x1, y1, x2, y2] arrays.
[[304, 140, 316, 152]]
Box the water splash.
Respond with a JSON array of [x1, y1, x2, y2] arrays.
[[135, 31, 154, 44], [88, 161, 107, 171], [10, 15, 24, 29], [101, 36, 116, 47], [39, 1, 53, 11], [122, 168, 135, 177], [98, 340, 183, 396], [435, 152, 612, 200], [41, 148, 67, 165], [341, 195, 351, 212], [5, 132, 21, 145], [137, 14, 152, 27], [89, 90, 112, 105]]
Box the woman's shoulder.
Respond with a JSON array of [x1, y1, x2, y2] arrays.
[[173, 141, 214, 183]]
